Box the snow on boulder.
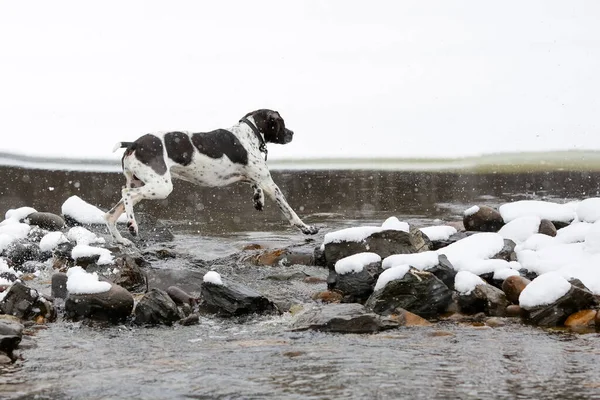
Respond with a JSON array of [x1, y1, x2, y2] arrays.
[[71, 245, 114, 265], [519, 272, 571, 309], [498, 216, 541, 244], [67, 226, 105, 246], [437, 232, 505, 271], [576, 198, 600, 223], [335, 252, 381, 275], [0, 223, 31, 253], [374, 265, 411, 291], [203, 271, 224, 285], [382, 251, 439, 270], [39, 232, 69, 252], [584, 221, 600, 254], [454, 271, 486, 295], [66, 266, 112, 295], [62, 195, 126, 225], [499, 200, 576, 225], [381, 217, 409, 232], [517, 243, 587, 276], [1, 207, 37, 226], [420, 225, 457, 241], [556, 222, 593, 244]]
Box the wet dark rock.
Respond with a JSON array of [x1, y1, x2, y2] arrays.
[[17, 260, 45, 274], [112, 255, 148, 293], [324, 226, 431, 268], [426, 254, 457, 290], [492, 239, 517, 262], [538, 219, 557, 237], [65, 284, 134, 322], [4, 240, 42, 265], [0, 282, 39, 319], [167, 286, 196, 306], [179, 313, 200, 326], [51, 272, 69, 299], [331, 264, 379, 304], [313, 246, 326, 267], [134, 288, 182, 325], [428, 231, 474, 251], [521, 280, 597, 326], [36, 296, 57, 322], [463, 205, 504, 232], [502, 275, 531, 304], [0, 317, 22, 360], [266, 271, 309, 281], [27, 226, 49, 243], [23, 212, 65, 231], [365, 268, 453, 319], [200, 280, 277, 316], [457, 284, 510, 317], [291, 303, 402, 333]]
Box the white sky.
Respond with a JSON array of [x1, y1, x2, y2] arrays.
[[1, 0, 599, 162]]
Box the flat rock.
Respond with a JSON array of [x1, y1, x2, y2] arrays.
[[457, 284, 511, 317], [65, 284, 134, 322], [291, 303, 401, 333], [200, 279, 277, 316], [23, 212, 65, 231]]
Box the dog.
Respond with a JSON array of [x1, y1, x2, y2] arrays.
[[104, 109, 319, 245]]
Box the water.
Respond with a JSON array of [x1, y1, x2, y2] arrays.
[[1, 166, 600, 399]]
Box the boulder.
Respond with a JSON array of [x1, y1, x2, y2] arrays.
[[112, 255, 148, 293], [521, 280, 597, 326], [23, 212, 65, 231], [492, 239, 517, 262], [4, 240, 42, 265], [457, 284, 511, 317], [365, 268, 452, 319], [502, 275, 531, 304], [463, 206, 504, 232], [0, 316, 23, 360], [134, 288, 181, 325], [167, 286, 196, 306], [0, 282, 39, 319], [291, 303, 401, 333], [200, 279, 276, 316], [564, 310, 597, 329], [51, 272, 69, 299], [65, 284, 134, 322], [505, 305, 523, 317], [428, 231, 472, 251], [324, 226, 431, 268], [426, 254, 457, 290], [333, 268, 376, 304], [538, 219, 557, 237]]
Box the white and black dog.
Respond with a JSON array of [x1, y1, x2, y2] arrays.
[[104, 109, 319, 245]]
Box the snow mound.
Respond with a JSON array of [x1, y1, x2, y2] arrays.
[[454, 271, 486, 295], [71, 244, 114, 265], [464, 206, 480, 216], [39, 231, 69, 252], [420, 225, 457, 241], [66, 266, 112, 294], [498, 216, 541, 244], [499, 200, 576, 224], [374, 264, 410, 291], [519, 272, 571, 309], [576, 198, 600, 223], [437, 232, 505, 271], [62, 195, 126, 225], [203, 271, 223, 285], [335, 252, 381, 275], [67, 226, 106, 246], [382, 251, 439, 270]]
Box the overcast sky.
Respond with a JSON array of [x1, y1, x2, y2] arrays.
[[1, 1, 599, 162]]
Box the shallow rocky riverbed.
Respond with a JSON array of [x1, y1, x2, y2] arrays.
[[1, 167, 600, 399]]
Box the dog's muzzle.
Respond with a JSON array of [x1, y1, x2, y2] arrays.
[[284, 129, 294, 144]]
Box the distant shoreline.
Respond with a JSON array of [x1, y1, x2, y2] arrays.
[[2, 150, 600, 173]]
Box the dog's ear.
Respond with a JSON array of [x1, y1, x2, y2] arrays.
[[267, 110, 281, 121]]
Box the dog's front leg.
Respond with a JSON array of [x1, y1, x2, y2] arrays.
[[256, 178, 319, 235]]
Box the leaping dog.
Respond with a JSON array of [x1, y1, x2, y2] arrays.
[[104, 109, 319, 245]]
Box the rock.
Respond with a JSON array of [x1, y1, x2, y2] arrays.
[[291, 303, 401, 333], [463, 205, 504, 232], [429, 231, 473, 251], [312, 290, 343, 303], [324, 226, 431, 268], [0, 353, 12, 364], [538, 219, 557, 237], [65, 284, 134, 322], [134, 288, 181, 325], [4, 240, 42, 265], [394, 309, 433, 326], [596, 309, 600, 327], [502, 275, 531, 304], [167, 286, 196, 306], [51, 272, 69, 299], [564, 310, 597, 329], [506, 305, 523, 317], [23, 212, 65, 231], [179, 313, 200, 326], [426, 254, 457, 290], [0, 316, 23, 359], [331, 261, 381, 304], [485, 317, 507, 327], [0, 282, 39, 319], [365, 268, 452, 319], [313, 246, 326, 267], [16, 260, 45, 274], [521, 281, 597, 326], [112, 255, 148, 293], [200, 279, 277, 316], [492, 239, 517, 262], [457, 284, 510, 317]]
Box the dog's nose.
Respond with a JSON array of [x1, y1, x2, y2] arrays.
[[288, 129, 294, 136]]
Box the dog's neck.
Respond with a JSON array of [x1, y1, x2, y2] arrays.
[[239, 116, 268, 160]]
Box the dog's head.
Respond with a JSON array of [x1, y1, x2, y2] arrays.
[[243, 109, 293, 144]]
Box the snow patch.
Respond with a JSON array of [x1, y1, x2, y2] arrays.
[[374, 265, 410, 291], [498, 216, 541, 244], [67, 226, 105, 245], [62, 195, 126, 225], [499, 200, 575, 224], [454, 270, 486, 295], [576, 198, 600, 223], [420, 225, 457, 241], [382, 251, 439, 271], [437, 232, 505, 271], [335, 252, 381, 275], [39, 232, 69, 252], [381, 217, 409, 232], [72, 245, 114, 265], [519, 272, 571, 309], [66, 266, 112, 294], [2, 207, 37, 226], [203, 271, 223, 285], [464, 206, 480, 216]]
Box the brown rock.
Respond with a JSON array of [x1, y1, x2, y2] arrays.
[[463, 205, 504, 232], [254, 249, 287, 266], [502, 275, 531, 304], [564, 310, 597, 328], [505, 305, 523, 317], [538, 219, 557, 237], [596, 309, 600, 327], [312, 290, 343, 303], [402, 310, 433, 327]]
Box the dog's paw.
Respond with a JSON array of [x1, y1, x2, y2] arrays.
[[117, 237, 135, 246], [252, 193, 264, 211], [253, 201, 264, 211], [301, 225, 319, 235], [127, 220, 139, 236]]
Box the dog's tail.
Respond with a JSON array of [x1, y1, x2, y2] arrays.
[[112, 141, 135, 153]]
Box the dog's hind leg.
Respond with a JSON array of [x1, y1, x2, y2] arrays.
[[104, 200, 134, 246]]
